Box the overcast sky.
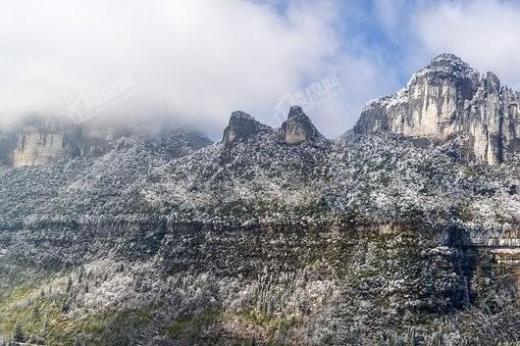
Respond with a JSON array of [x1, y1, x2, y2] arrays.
[[1, 0, 520, 138]]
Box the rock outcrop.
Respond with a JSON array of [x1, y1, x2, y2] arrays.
[[12, 127, 69, 167], [6, 118, 76, 167], [355, 53, 520, 164], [222, 111, 271, 145], [281, 106, 323, 145], [1, 117, 178, 167]]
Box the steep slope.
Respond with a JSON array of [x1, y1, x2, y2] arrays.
[[143, 108, 330, 224], [0, 128, 212, 225]]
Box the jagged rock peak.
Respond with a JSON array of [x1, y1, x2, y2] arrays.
[[354, 53, 520, 165], [429, 53, 471, 69], [281, 106, 323, 145], [424, 53, 475, 73], [482, 71, 501, 93], [288, 105, 305, 119], [230, 110, 255, 121], [222, 111, 270, 145], [407, 53, 480, 90]]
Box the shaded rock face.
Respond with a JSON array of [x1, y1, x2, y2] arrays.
[[2, 118, 79, 167], [12, 126, 69, 167], [222, 111, 270, 145], [355, 54, 520, 164], [281, 106, 322, 145], [0, 117, 202, 167], [0, 132, 16, 166]]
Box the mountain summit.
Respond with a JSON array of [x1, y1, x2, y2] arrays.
[[355, 53, 520, 164], [222, 111, 271, 145], [222, 106, 324, 146], [281, 106, 324, 145]]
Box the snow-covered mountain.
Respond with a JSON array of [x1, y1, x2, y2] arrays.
[[355, 54, 520, 164], [1, 54, 520, 345]]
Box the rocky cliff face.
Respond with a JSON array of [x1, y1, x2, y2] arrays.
[[223, 107, 323, 147], [223, 111, 272, 145], [355, 54, 520, 164], [0, 117, 180, 168], [0, 118, 74, 167], [0, 117, 101, 167], [281, 106, 323, 145], [12, 126, 69, 167]]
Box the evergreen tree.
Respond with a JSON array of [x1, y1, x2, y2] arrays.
[[12, 324, 24, 343]]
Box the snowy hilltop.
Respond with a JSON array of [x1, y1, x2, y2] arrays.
[[356, 53, 520, 164]]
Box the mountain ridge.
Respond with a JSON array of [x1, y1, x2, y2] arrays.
[[1, 54, 520, 345], [2, 53, 520, 168], [355, 53, 520, 164]]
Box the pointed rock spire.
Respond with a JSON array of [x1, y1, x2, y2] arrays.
[[222, 111, 269, 145], [482, 71, 500, 93], [281, 106, 322, 145]]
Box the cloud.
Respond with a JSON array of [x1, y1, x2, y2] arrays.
[[15, 0, 519, 139], [0, 0, 343, 135], [414, 0, 520, 88], [302, 52, 401, 137], [374, 0, 406, 30]]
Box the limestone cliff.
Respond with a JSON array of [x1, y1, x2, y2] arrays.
[[354, 54, 520, 164], [11, 126, 69, 167], [1, 118, 77, 167], [2, 117, 148, 167]]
